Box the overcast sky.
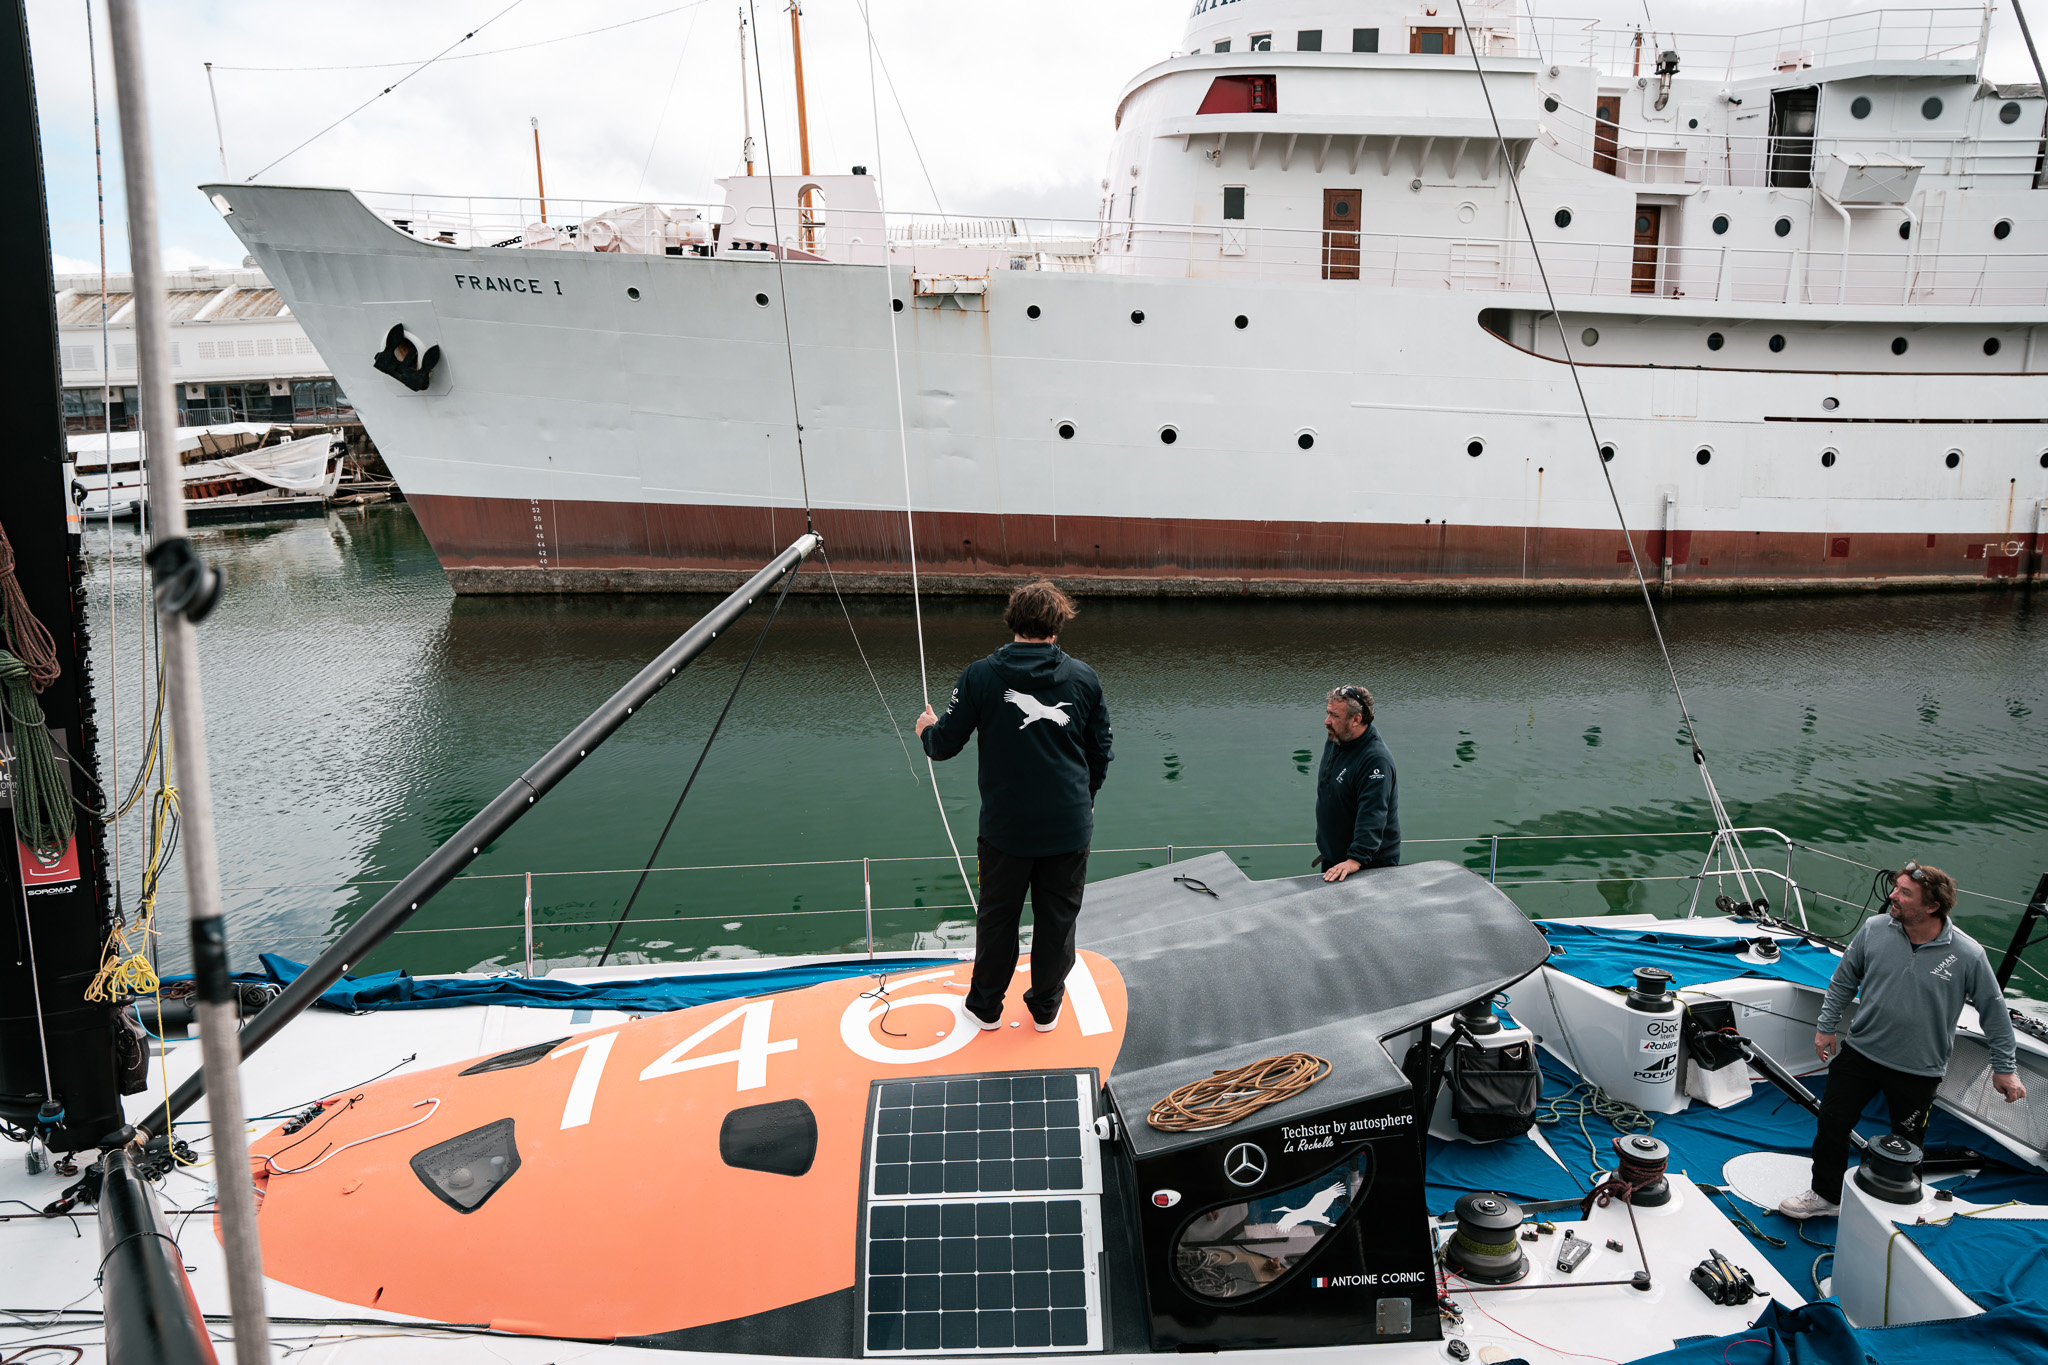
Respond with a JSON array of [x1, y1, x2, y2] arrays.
[[27, 0, 2043, 276]]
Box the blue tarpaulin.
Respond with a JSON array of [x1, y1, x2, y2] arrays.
[[1896, 1215, 2048, 1314], [170, 954, 961, 1015], [1626, 1299, 2048, 1364], [1535, 920, 1842, 992]]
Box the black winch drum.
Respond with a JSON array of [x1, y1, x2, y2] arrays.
[[1854, 1134, 1925, 1205], [1443, 1192, 1528, 1284]]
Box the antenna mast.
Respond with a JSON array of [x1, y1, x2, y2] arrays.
[[739, 6, 756, 175], [530, 115, 547, 224]]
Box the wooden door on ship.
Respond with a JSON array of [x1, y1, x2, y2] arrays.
[[1631, 205, 1662, 293], [1593, 95, 1620, 176], [1323, 189, 1360, 280]]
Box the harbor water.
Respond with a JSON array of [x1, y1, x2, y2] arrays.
[[82, 504, 2048, 999]]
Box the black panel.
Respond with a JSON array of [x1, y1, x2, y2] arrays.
[[865, 1199, 1091, 1354], [623, 1286, 862, 1357], [459, 1037, 569, 1076], [410, 1117, 521, 1213], [872, 1073, 1086, 1197], [722, 1098, 819, 1177]]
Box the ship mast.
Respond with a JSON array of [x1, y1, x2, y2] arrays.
[[789, 0, 816, 250], [739, 6, 755, 175]]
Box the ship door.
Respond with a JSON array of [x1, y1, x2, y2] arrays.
[[1768, 87, 1819, 188], [1322, 189, 1361, 280], [1593, 95, 1621, 176], [1409, 27, 1454, 54], [1631, 205, 1662, 294]]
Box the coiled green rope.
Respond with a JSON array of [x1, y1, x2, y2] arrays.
[[0, 649, 73, 858]]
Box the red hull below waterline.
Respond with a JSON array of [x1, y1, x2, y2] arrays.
[[409, 494, 2035, 596]]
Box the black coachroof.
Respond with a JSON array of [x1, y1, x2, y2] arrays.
[[1079, 853, 1551, 1158]]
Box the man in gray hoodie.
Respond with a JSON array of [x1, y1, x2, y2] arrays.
[[1779, 861, 2026, 1219]]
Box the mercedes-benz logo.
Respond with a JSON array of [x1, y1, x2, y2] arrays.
[[1223, 1142, 1267, 1187]]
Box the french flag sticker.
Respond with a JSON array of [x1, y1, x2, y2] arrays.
[[1313, 1277, 1326, 1288]]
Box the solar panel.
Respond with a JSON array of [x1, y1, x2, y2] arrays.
[[863, 1071, 1104, 1356]]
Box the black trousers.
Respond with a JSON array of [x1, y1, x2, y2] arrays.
[[966, 839, 1089, 1025], [1810, 1043, 1942, 1203]]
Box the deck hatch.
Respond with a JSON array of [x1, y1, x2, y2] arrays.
[[862, 1070, 1105, 1355]]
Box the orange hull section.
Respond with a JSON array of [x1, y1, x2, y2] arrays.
[[245, 955, 1127, 1339]]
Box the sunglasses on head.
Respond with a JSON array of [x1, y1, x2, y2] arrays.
[[1898, 861, 1928, 885], [1333, 685, 1367, 704]]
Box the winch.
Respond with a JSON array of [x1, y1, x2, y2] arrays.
[[1441, 1192, 1529, 1285]]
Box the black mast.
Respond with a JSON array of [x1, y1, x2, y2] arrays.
[[0, 0, 121, 1152]]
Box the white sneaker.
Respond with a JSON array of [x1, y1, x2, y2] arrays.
[[1778, 1189, 1841, 1220], [1033, 1017, 1058, 1033], [970, 1008, 1002, 1031]]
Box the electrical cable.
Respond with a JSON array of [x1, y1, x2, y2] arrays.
[[857, 0, 976, 910], [256, 1098, 439, 1175], [242, 0, 531, 181], [595, 559, 802, 966], [1448, 0, 1763, 905]]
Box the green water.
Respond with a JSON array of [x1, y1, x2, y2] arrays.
[[82, 505, 2048, 998]]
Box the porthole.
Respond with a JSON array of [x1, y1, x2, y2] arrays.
[[2001, 101, 2023, 125], [1696, 447, 1713, 466], [1822, 396, 1839, 411], [1159, 425, 1178, 445], [1466, 438, 1485, 458], [1688, 117, 1699, 129], [1056, 421, 1076, 440], [892, 298, 904, 312], [1774, 217, 1793, 237], [1707, 331, 1724, 351], [1994, 220, 2013, 241], [1581, 327, 1599, 346], [1458, 202, 1477, 225], [626, 286, 641, 301], [1599, 443, 1615, 463], [1131, 309, 1146, 325], [1891, 336, 1909, 355], [1554, 207, 1573, 229], [2040, 452, 2048, 469], [1851, 95, 1872, 119], [1769, 334, 1786, 353], [1921, 96, 1943, 120], [1234, 314, 1249, 329], [1026, 304, 1041, 319], [1712, 214, 1730, 235], [1297, 432, 1315, 450], [1944, 450, 1960, 469], [1544, 96, 1560, 112], [1985, 337, 2002, 356], [1898, 221, 1912, 241], [756, 292, 771, 306], [1821, 450, 1837, 468]]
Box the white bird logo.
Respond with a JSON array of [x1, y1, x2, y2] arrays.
[[1271, 1181, 1347, 1234], [1004, 689, 1073, 729]]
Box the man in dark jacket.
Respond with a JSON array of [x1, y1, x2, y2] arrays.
[[1315, 685, 1399, 880], [916, 580, 1113, 1031]]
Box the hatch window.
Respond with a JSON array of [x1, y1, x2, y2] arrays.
[[1197, 74, 1278, 114], [1354, 28, 1379, 52], [1297, 30, 1321, 51], [1172, 1150, 1369, 1302]]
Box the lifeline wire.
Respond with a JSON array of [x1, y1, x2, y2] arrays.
[[242, 0, 530, 181], [1449, 0, 1760, 902], [595, 559, 802, 966], [858, 0, 977, 909]]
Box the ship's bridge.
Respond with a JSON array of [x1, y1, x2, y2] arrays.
[[1182, 0, 1524, 59]]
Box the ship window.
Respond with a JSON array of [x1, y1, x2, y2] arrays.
[[1554, 208, 1572, 228], [1234, 314, 1249, 329], [1297, 30, 1322, 51], [1223, 186, 1246, 221], [1821, 450, 1837, 468], [1985, 337, 2002, 356], [2001, 101, 2023, 124], [1769, 334, 1786, 352], [1712, 215, 1730, 234], [1707, 332, 1724, 350], [1899, 220, 1912, 241], [1822, 396, 1839, 410], [1696, 447, 1713, 465], [1250, 32, 1272, 52], [1131, 310, 1146, 325], [1297, 432, 1315, 450], [1172, 1151, 1368, 1302], [1057, 422, 1076, 439], [1851, 95, 1872, 119], [1544, 96, 1559, 112], [1027, 304, 1041, 319], [1921, 96, 1943, 120], [1467, 438, 1485, 457], [1994, 219, 2012, 240], [1411, 28, 1453, 55], [1689, 117, 1699, 128], [1774, 217, 1793, 237], [1891, 336, 1909, 355], [1160, 426, 1179, 445], [1600, 443, 1616, 462], [1945, 451, 1961, 469], [1198, 75, 1278, 114], [1581, 327, 1599, 346], [1214, 40, 1230, 53], [1353, 28, 1379, 53]]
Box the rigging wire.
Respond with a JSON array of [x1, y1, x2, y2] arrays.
[[595, 558, 802, 966], [1449, 0, 1760, 903], [212, 0, 711, 73], [743, 0, 815, 530], [241, 0, 531, 182], [859, 13, 945, 218], [84, 0, 120, 908], [634, 2, 706, 199], [858, 0, 976, 909]]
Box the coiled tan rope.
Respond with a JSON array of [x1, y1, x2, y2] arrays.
[[0, 519, 60, 692], [1146, 1053, 1331, 1132]]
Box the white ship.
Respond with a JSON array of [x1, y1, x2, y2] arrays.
[[64, 423, 348, 522], [204, 1, 2048, 594]]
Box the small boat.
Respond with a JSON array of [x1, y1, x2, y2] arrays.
[[64, 422, 347, 523]]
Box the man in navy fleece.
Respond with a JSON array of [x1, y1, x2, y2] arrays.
[[916, 580, 1113, 1033]]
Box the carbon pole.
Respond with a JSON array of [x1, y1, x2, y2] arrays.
[[1996, 872, 2048, 990], [105, 1, 270, 1359], [149, 532, 821, 1130], [99, 1148, 218, 1365]]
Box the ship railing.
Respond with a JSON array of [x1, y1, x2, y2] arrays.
[[1521, 7, 1985, 81], [208, 827, 2046, 985], [354, 189, 733, 252]]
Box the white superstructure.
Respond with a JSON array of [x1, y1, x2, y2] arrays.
[[204, 1, 2048, 594]]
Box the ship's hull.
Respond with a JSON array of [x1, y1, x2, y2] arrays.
[[216, 185, 2048, 595]]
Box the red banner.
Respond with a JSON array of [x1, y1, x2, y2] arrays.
[[16, 834, 81, 893]]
